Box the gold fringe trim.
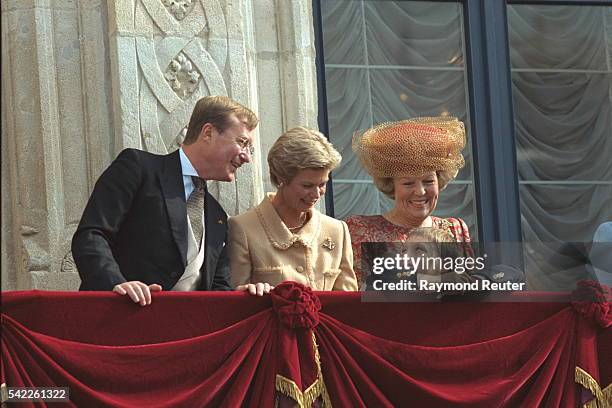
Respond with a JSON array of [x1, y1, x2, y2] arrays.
[[576, 366, 605, 401], [602, 383, 612, 408], [311, 332, 332, 408], [275, 375, 305, 407], [275, 332, 332, 407], [576, 366, 612, 408]]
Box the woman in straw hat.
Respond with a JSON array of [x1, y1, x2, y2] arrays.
[[228, 127, 358, 291], [346, 117, 474, 284]]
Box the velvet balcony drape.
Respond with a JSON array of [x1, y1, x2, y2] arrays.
[[1, 282, 610, 407]]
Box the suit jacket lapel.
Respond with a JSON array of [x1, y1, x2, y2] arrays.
[[160, 150, 188, 268], [204, 188, 224, 259]]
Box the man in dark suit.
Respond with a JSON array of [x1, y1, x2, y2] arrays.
[[72, 96, 271, 305]]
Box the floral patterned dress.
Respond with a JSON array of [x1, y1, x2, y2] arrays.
[[345, 215, 473, 285]]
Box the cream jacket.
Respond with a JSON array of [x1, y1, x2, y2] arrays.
[[228, 194, 357, 291]]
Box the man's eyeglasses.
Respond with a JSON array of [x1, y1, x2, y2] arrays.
[[236, 138, 255, 156]]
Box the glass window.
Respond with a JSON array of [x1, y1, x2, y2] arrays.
[[507, 4, 612, 286], [321, 0, 478, 236]]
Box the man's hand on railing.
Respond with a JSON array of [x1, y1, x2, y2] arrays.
[[113, 281, 163, 306]]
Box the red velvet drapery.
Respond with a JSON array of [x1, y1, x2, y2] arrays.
[[2, 284, 610, 407]]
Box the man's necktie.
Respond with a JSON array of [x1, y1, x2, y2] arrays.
[[187, 177, 205, 249]]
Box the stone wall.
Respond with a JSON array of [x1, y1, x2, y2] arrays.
[[1, 0, 318, 290]]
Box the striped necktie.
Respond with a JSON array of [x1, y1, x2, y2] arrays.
[[187, 177, 205, 249]]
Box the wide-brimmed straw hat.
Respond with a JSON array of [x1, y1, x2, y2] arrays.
[[352, 116, 466, 179]]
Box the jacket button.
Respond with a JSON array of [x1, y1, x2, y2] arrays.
[[296, 266, 304, 273], [170, 271, 178, 278]]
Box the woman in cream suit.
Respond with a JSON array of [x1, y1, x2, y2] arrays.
[[228, 127, 357, 291]]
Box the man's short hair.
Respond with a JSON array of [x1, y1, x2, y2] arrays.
[[184, 96, 258, 145]]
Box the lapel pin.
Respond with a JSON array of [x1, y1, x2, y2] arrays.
[[492, 272, 505, 281], [217, 219, 224, 224], [322, 237, 335, 250]]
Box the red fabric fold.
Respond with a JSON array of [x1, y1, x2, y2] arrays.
[[570, 280, 612, 406], [1, 289, 609, 407], [316, 309, 579, 407], [2, 311, 277, 407]]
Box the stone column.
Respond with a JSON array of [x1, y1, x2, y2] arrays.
[[1, 0, 114, 290], [249, 0, 319, 193]]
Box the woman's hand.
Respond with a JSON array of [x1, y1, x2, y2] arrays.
[[236, 282, 273, 296]]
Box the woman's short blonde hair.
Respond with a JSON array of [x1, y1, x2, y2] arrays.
[[268, 127, 342, 187], [374, 170, 454, 199]]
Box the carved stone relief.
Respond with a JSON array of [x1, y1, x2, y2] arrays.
[[162, 0, 196, 20], [61, 251, 77, 275], [164, 52, 201, 99], [130, 0, 229, 155]]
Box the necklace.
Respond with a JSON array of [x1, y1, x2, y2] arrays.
[[287, 214, 308, 231], [384, 211, 429, 230]]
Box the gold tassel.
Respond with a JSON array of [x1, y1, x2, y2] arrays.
[[576, 366, 612, 408], [274, 331, 332, 407]]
